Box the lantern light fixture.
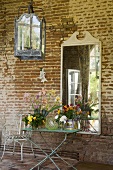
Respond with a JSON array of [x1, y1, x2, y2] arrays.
[[14, 0, 46, 60]]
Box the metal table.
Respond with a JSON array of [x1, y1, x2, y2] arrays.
[[23, 128, 80, 170]]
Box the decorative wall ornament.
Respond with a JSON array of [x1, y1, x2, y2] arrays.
[[39, 68, 47, 83]]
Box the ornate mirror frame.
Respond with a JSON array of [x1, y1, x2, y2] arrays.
[[60, 31, 101, 135]]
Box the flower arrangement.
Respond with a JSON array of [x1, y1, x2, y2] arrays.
[[55, 104, 76, 126], [55, 95, 97, 124], [74, 95, 97, 119], [23, 113, 46, 129], [22, 88, 62, 128]]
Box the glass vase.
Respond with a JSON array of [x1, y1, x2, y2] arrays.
[[31, 125, 38, 130], [45, 117, 58, 130], [60, 122, 65, 130]]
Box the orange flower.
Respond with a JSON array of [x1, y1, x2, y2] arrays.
[[69, 106, 73, 110], [64, 105, 67, 109]]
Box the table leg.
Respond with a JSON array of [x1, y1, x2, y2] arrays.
[[27, 138, 61, 170], [40, 133, 77, 170], [28, 133, 77, 170]]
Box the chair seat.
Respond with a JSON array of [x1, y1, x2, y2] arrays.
[[14, 135, 29, 139]]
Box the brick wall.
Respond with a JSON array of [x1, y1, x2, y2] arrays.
[[0, 0, 113, 165]]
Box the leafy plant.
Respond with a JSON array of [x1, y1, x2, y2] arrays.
[[22, 88, 62, 128]]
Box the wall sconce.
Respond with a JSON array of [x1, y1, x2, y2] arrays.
[[14, 0, 46, 60]]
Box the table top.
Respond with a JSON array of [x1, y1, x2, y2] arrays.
[[22, 127, 81, 134]]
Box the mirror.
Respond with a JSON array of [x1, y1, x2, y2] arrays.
[[61, 31, 101, 134], [14, 13, 46, 60]]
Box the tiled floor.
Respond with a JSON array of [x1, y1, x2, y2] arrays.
[[0, 152, 113, 170]]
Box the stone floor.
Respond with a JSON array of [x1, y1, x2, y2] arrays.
[[0, 152, 113, 170]]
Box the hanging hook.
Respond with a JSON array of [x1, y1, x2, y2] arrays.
[[17, 0, 34, 18], [28, 0, 34, 13]]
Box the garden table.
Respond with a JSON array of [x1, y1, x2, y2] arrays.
[[22, 128, 80, 170]]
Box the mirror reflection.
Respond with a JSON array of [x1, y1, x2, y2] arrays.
[[61, 31, 101, 134], [64, 44, 100, 106]]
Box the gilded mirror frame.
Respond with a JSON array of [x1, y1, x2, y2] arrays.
[[60, 31, 101, 134]]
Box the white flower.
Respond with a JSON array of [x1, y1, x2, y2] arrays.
[[60, 115, 67, 124], [77, 107, 81, 112], [55, 115, 58, 119]]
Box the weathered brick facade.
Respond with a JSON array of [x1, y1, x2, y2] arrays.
[[0, 0, 113, 165]]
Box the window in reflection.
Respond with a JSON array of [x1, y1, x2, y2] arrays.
[[88, 45, 100, 119], [89, 45, 100, 99], [68, 69, 81, 105]]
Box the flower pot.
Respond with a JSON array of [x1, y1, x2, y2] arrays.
[[66, 119, 75, 130]]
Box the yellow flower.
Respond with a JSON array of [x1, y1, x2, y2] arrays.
[[76, 111, 80, 115], [55, 96, 60, 102], [49, 89, 56, 96], [33, 117, 36, 120], [64, 105, 67, 109], [58, 109, 61, 114], [87, 111, 90, 115], [66, 108, 69, 112], [77, 111, 82, 115], [28, 115, 33, 122], [69, 106, 73, 110], [42, 120, 45, 124]]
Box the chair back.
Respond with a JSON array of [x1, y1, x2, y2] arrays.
[[0, 114, 6, 130], [16, 113, 26, 135], [2, 113, 25, 137], [1, 113, 31, 142], [16, 113, 32, 138]]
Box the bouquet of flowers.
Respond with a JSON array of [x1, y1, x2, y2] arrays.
[[55, 104, 77, 126], [23, 113, 46, 129], [55, 95, 97, 123], [74, 95, 98, 119], [22, 88, 62, 128]]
